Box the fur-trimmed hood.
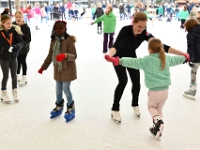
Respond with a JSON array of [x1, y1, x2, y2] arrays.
[[0, 24, 23, 34]]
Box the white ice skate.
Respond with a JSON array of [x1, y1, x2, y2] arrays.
[[133, 106, 141, 118], [17, 74, 20, 82], [111, 111, 121, 123], [182, 84, 196, 100], [12, 89, 19, 102], [18, 75, 27, 87], [1, 90, 11, 104]]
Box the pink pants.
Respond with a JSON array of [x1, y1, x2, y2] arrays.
[[147, 90, 168, 118]]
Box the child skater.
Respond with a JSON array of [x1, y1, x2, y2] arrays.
[[105, 38, 190, 139], [0, 14, 23, 103], [13, 11, 31, 87], [91, 4, 116, 54], [183, 19, 200, 100], [38, 20, 77, 122]]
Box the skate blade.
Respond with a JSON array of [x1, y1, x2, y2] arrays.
[[15, 100, 19, 103], [155, 124, 164, 140], [182, 94, 195, 100], [50, 112, 62, 119], [65, 115, 75, 122], [1, 99, 11, 104], [18, 82, 27, 87]]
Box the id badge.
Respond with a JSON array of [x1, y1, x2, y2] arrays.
[[8, 46, 12, 53]]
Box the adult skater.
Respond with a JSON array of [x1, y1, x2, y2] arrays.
[[38, 20, 77, 122], [105, 12, 189, 123]]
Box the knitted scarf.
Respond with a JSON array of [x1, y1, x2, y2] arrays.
[[52, 36, 64, 72]]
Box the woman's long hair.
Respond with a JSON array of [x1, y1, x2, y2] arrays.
[[148, 38, 166, 70]]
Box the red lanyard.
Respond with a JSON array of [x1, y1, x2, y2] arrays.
[[1, 32, 13, 46]]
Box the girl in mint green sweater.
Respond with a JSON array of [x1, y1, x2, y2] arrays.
[[105, 38, 190, 140]]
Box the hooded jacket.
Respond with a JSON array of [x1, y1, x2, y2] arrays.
[[94, 12, 116, 33], [187, 25, 200, 63], [41, 33, 77, 82], [0, 25, 23, 61]]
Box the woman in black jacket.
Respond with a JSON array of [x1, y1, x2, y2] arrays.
[[13, 11, 31, 87], [106, 12, 188, 123], [0, 14, 23, 103]]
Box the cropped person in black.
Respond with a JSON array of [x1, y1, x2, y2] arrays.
[[107, 12, 188, 123]]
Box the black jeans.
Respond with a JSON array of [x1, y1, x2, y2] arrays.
[[17, 54, 27, 75], [112, 65, 140, 111], [0, 58, 17, 90]]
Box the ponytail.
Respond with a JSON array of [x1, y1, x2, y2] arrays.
[[159, 48, 166, 70]]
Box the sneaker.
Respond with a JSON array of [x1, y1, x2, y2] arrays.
[[111, 110, 121, 123]]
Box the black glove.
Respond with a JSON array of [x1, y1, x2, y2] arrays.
[[12, 45, 19, 52]]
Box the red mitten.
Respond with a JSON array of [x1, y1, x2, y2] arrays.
[[104, 55, 120, 66], [38, 68, 44, 74], [56, 53, 66, 62], [182, 53, 190, 63]]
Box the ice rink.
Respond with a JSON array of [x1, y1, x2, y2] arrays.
[[0, 18, 200, 150]]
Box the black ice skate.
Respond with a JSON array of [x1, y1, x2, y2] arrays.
[[50, 99, 64, 119], [64, 101, 75, 122], [150, 115, 164, 140]]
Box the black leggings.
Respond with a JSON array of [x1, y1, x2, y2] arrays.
[[0, 58, 17, 90], [112, 65, 140, 111], [180, 19, 186, 29], [17, 54, 27, 75]]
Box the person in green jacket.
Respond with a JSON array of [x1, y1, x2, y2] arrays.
[[157, 5, 163, 20], [105, 38, 190, 140], [91, 4, 116, 54], [179, 5, 189, 29]]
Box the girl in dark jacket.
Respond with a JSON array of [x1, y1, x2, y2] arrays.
[[183, 19, 200, 100], [0, 14, 23, 103], [13, 11, 31, 87], [93, 3, 104, 34]]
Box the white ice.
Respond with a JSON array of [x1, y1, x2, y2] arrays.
[[0, 18, 200, 150]]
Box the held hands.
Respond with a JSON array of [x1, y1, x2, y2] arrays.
[[56, 53, 67, 62], [38, 68, 44, 74], [182, 53, 190, 64], [104, 55, 120, 66]]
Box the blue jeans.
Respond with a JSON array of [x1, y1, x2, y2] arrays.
[[56, 81, 73, 106]]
